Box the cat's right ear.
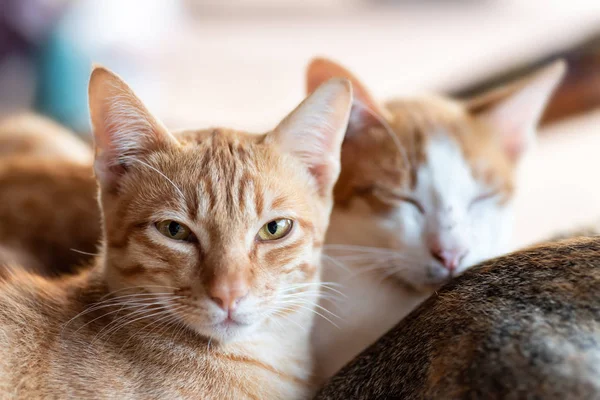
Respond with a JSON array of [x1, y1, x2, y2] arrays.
[[306, 57, 390, 138], [466, 60, 566, 162], [88, 66, 178, 191], [271, 78, 353, 197]]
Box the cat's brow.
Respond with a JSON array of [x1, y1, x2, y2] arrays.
[[128, 157, 185, 200], [191, 142, 267, 220]]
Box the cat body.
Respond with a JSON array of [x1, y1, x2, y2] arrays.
[[0, 159, 98, 275], [316, 236, 600, 399], [308, 58, 565, 379], [0, 67, 353, 398], [0, 113, 92, 163], [0, 113, 97, 274]]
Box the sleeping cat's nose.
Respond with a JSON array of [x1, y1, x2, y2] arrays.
[[430, 247, 468, 272], [208, 272, 249, 312]]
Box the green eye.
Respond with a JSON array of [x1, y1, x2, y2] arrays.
[[257, 219, 293, 241], [156, 220, 193, 241]]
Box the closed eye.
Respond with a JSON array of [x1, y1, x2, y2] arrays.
[[396, 195, 425, 214], [470, 191, 500, 209], [373, 187, 425, 214]]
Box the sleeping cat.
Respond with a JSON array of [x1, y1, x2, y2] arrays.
[[0, 113, 97, 274], [0, 157, 99, 275], [308, 58, 566, 379], [0, 113, 92, 163], [0, 66, 352, 398], [315, 236, 600, 399]]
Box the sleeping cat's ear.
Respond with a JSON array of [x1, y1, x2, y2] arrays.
[[467, 60, 566, 162], [271, 77, 353, 196], [306, 57, 390, 139], [88, 65, 178, 190]]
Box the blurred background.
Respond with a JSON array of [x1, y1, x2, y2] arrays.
[[1, 0, 600, 247]]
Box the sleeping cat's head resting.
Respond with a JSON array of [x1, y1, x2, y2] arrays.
[[89, 67, 352, 342], [308, 58, 565, 289]]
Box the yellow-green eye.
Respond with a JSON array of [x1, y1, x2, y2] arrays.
[[156, 220, 193, 241], [257, 219, 293, 241]]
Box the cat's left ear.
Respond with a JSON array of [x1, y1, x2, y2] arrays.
[[271, 78, 353, 196], [467, 60, 566, 162], [88, 66, 178, 191], [306, 57, 391, 140]]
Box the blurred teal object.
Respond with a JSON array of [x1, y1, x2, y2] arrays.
[[34, 27, 91, 134]]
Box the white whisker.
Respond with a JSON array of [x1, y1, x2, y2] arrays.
[[69, 248, 98, 256], [62, 293, 184, 334], [128, 158, 185, 200], [277, 299, 341, 320], [270, 310, 307, 332], [99, 286, 180, 301], [322, 254, 351, 272], [118, 306, 185, 352], [94, 305, 175, 344]]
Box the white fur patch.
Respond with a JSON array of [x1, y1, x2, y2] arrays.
[[313, 133, 516, 380], [326, 134, 513, 286], [413, 133, 512, 280]]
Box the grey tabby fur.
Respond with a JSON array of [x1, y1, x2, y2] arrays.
[[315, 237, 600, 400]]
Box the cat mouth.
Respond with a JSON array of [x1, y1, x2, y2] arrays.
[[209, 312, 258, 332], [206, 316, 255, 341], [214, 316, 249, 328]]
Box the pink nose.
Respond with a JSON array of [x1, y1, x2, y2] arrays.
[[208, 271, 249, 312], [430, 247, 468, 272]]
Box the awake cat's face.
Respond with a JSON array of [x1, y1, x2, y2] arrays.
[[308, 58, 565, 288], [89, 67, 352, 342]]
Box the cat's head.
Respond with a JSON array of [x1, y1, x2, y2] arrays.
[[89, 67, 352, 342], [307, 58, 565, 289]]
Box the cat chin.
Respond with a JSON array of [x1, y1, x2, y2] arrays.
[[391, 266, 452, 293], [191, 318, 259, 343]]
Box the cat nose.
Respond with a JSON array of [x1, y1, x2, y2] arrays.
[[208, 272, 249, 312], [430, 247, 468, 272]]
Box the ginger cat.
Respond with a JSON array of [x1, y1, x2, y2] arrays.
[[0, 157, 99, 275], [307, 58, 565, 380], [0, 113, 92, 163], [0, 67, 352, 398], [0, 114, 98, 274]]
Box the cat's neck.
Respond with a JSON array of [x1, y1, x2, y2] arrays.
[[314, 216, 431, 380]]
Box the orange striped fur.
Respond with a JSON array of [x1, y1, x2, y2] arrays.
[[0, 67, 352, 398], [0, 114, 97, 274]]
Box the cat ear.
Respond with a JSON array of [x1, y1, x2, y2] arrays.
[[88, 66, 178, 190], [272, 77, 353, 196], [307, 57, 389, 138], [467, 60, 566, 162]]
